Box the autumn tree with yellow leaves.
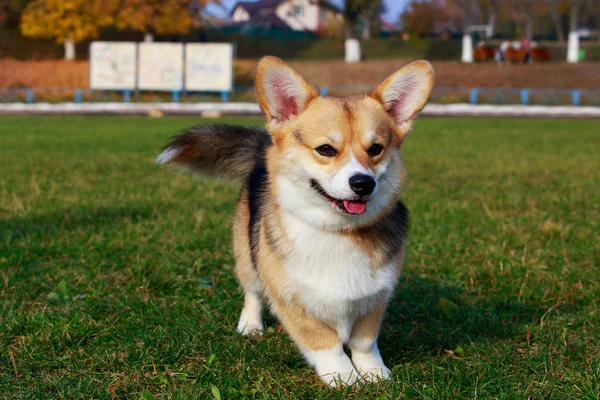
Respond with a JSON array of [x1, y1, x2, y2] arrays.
[[20, 0, 112, 60], [113, 0, 219, 42], [19, 0, 219, 60]]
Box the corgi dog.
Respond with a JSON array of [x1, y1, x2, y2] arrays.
[[157, 57, 434, 387]]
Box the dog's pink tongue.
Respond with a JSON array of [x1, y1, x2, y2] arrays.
[[343, 200, 367, 215]]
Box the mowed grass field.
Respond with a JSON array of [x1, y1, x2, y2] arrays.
[[1, 116, 599, 399]]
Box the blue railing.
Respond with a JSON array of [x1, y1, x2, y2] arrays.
[[1, 86, 599, 106]]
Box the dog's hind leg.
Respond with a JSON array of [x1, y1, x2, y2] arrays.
[[237, 290, 264, 336], [233, 192, 264, 336]]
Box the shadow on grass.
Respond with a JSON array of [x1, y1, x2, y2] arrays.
[[0, 206, 158, 243], [380, 274, 543, 364], [259, 274, 543, 368]]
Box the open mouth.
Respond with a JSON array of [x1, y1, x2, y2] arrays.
[[310, 179, 367, 215]]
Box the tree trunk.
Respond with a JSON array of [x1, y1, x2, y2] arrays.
[[461, 34, 473, 63], [344, 15, 361, 63], [487, 12, 495, 39], [524, 17, 533, 41], [344, 15, 357, 40], [144, 32, 154, 42], [362, 20, 371, 40], [461, 0, 473, 63], [551, 5, 565, 42], [567, 1, 580, 63], [64, 38, 75, 61]]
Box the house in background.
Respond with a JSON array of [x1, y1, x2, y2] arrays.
[[230, 0, 341, 32]]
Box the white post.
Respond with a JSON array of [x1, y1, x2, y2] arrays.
[[345, 38, 361, 63], [567, 31, 579, 63], [64, 38, 75, 61], [461, 34, 473, 63], [567, 1, 581, 63], [144, 32, 154, 42]]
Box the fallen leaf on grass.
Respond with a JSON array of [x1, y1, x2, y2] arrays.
[[210, 384, 222, 400], [438, 297, 460, 317]]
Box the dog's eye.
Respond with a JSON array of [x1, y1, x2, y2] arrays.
[[368, 144, 384, 157], [315, 145, 337, 157]]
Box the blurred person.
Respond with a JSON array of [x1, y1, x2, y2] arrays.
[[496, 40, 510, 64], [521, 38, 531, 63]]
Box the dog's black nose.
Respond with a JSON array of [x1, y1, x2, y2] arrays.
[[349, 174, 376, 196]]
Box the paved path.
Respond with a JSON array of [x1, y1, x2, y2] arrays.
[[1, 102, 600, 118]]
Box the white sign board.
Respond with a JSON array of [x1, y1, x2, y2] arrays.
[[138, 43, 184, 91], [185, 43, 234, 92], [90, 42, 137, 90]]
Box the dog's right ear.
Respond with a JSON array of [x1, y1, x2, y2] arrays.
[[255, 56, 319, 130]]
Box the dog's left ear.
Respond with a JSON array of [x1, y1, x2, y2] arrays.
[[370, 60, 434, 143], [255, 56, 319, 129]]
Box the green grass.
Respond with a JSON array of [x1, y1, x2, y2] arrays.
[[1, 116, 599, 399]]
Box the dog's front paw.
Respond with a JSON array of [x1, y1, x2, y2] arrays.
[[351, 350, 391, 383], [359, 366, 391, 383], [319, 368, 360, 388], [236, 315, 264, 336], [237, 323, 264, 336]]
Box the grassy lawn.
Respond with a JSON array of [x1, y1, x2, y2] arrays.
[[1, 116, 598, 399]]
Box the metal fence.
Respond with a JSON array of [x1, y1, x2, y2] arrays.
[[1, 86, 600, 106]]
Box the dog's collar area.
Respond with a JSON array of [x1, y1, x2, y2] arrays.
[[309, 179, 367, 215]]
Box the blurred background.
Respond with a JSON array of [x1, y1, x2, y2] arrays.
[[0, 0, 599, 105]]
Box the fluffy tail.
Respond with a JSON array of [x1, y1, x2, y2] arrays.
[[156, 124, 272, 180]]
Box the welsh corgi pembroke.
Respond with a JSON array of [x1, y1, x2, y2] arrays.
[[157, 57, 434, 387]]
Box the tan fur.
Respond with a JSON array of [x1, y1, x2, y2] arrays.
[[350, 298, 388, 341], [205, 57, 432, 386], [232, 188, 257, 291]]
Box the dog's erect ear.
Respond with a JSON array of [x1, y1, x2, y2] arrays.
[[370, 60, 434, 142], [255, 56, 319, 128]]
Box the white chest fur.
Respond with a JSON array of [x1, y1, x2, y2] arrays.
[[279, 210, 397, 342]]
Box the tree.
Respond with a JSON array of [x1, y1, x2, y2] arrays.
[[312, 0, 386, 63], [401, 0, 450, 37], [550, 0, 570, 41], [112, 0, 219, 42], [20, 0, 112, 60], [0, 0, 33, 29]]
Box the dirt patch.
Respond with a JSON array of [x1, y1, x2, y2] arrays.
[[262, 59, 600, 89], [1, 58, 599, 90]]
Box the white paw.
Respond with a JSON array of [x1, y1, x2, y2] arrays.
[[237, 292, 264, 336], [303, 344, 359, 388], [359, 366, 391, 382], [351, 344, 391, 383], [319, 368, 360, 388], [236, 317, 264, 336]]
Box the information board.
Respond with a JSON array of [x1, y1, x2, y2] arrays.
[[137, 43, 184, 91], [90, 42, 137, 90], [185, 43, 234, 91]]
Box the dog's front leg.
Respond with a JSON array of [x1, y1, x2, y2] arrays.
[[301, 342, 359, 387], [348, 302, 391, 382], [271, 300, 358, 387]]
